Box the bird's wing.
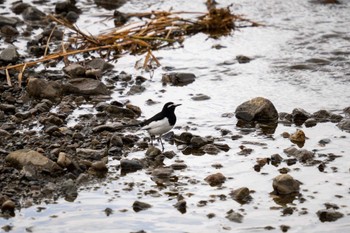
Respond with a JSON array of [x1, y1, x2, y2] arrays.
[[140, 112, 165, 128]]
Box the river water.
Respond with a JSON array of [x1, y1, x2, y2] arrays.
[[1, 0, 350, 232]]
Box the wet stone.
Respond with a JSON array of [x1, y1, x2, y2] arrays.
[[1, 199, 15, 214], [319, 138, 331, 145], [0, 129, 11, 138], [191, 93, 211, 101], [162, 72, 196, 86], [90, 161, 108, 174], [289, 129, 306, 146], [57, 152, 72, 168], [145, 146, 162, 158], [174, 200, 187, 214], [110, 133, 124, 147], [0, 15, 19, 27], [152, 167, 173, 178], [76, 148, 106, 160], [190, 136, 208, 148], [66, 78, 111, 96], [87, 58, 114, 72], [105, 105, 137, 119], [127, 85, 146, 95], [312, 109, 331, 122], [26, 77, 62, 100], [22, 6, 46, 21], [61, 179, 78, 202], [272, 174, 300, 195], [0, 45, 19, 63], [235, 97, 278, 123], [294, 149, 314, 162], [104, 207, 113, 216], [337, 119, 350, 131], [92, 123, 122, 133], [230, 187, 252, 204], [304, 118, 317, 127], [204, 172, 226, 186], [170, 163, 187, 170], [201, 144, 221, 155], [5, 149, 62, 175], [63, 64, 86, 78], [1, 25, 19, 37], [279, 112, 293, 122], [0, 103, 16, 114], [55, 1, 82, 14], [316, 209, 344, 222], [226, 210, 243, 223], [176, 132, 193, 144], [120, 159, 143, 173], [236, 55, 251, 64], [94, 0, 127, 10], [271, 154, 283, 165], [280, 225, 290, 232], [132, 201, 152, 212], [126, 104, 142, 117], [292, 108, 311, 125]]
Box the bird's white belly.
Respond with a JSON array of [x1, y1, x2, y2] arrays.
[[142, 118, 173, 136]]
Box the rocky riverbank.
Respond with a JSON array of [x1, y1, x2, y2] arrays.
[[1, 0, 350, 232]]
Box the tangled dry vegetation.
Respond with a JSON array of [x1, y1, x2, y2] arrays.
[[1, 4, 260, 86]]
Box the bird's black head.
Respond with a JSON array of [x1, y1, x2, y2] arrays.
[[162, 102, 181, 113]]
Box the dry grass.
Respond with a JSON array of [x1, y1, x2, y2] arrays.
[[1, 6, 260, 86]]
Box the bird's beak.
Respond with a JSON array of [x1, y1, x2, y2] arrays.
[[174, 104, 181, 107]]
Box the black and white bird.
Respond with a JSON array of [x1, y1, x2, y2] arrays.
[[128, 102, 181, 150]]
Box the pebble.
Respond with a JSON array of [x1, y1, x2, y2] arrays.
[[226, 210, 243, 223], [316, 209, 344, 222], [289, 129, 306, 144], [57, 152, 72, 168], [292, 108, 311, 125], [201, 144, 221, 155], [120, 159, 143, 173], [191, 93, 211, 101], [174, 200, 186, 214], [1, 199, 16, 213], [235, 97, 278, 123], [0, 45, 19, 63], [132, 201, 152, 212], [204, 172, 226, 186], [272, 174, 300, 195], [161, 72, 196, 86], [230, 187, 252, 204]]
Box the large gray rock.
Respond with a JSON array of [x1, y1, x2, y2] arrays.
[[0, 16, 19, 27], [272, 174, 300, 195], [26, 77, 62, 100], [105, 104, 137, 118], [0, 45, 19, 63], [337, 119, 350, 131], [292, 108, 311, 125], [65, 78, 110, 95], [5, 149, 61, 174], [63, 64, 86, 78], [317, 209, 344, 222], [235, 97, 278, 123], [76, 148, 107, 160], [162, 72, 196, 86], [22, 6, 45, 21], [86, 58, 114, 72]]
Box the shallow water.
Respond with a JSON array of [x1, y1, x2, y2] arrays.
[[1, 0, 350, 232]]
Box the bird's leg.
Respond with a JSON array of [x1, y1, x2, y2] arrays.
[[150, 135, 155, 146], [159, 135, 164, 151]]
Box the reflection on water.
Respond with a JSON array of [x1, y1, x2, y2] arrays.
[[1, 0, 350, 232]]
